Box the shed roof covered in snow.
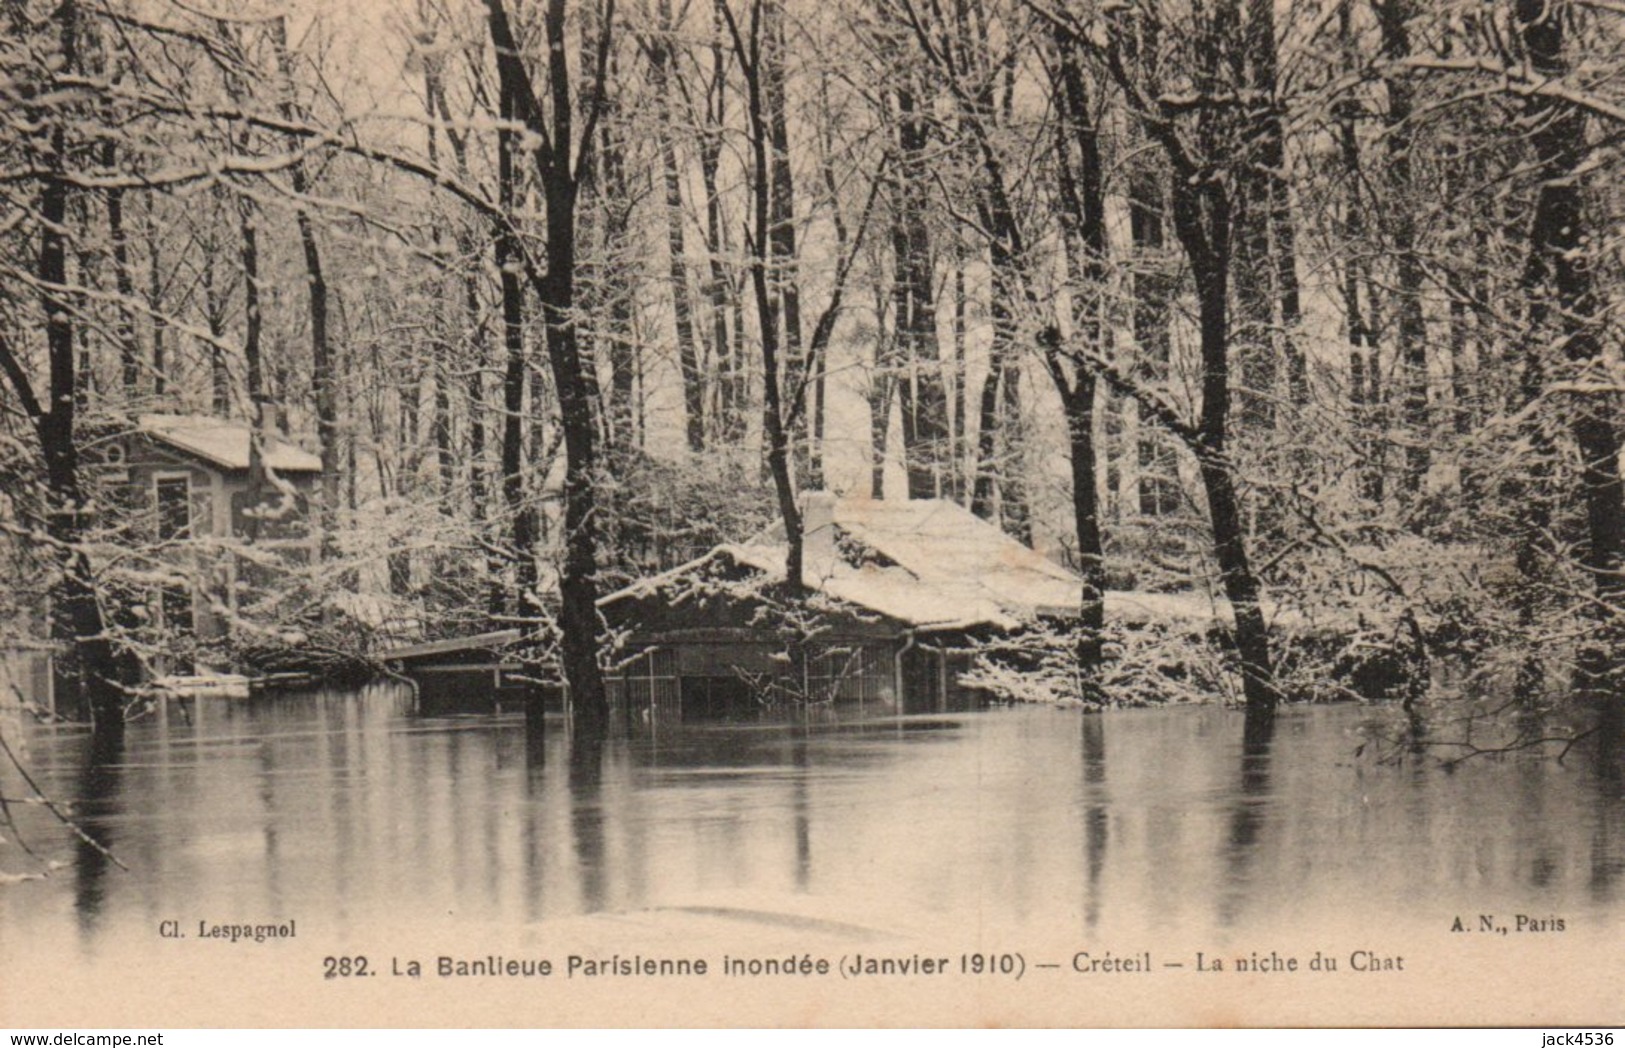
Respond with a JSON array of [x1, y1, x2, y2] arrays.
[[602, 493, 1233, 632], [137, 414, 322, 474], [603, 493, 1075, 632]]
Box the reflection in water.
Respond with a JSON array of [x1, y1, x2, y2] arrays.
[[569, 735, 607, 913], [72, 731, 124, 936], [2, 692, 1622, 952], [1588, 723, 1624, 900], [525, 703, 547, 767], [790, 731, 812, 892], [258, 743, 284, 915], [1079, 715, 1107, 931], [1216, 711, 1275, 928]]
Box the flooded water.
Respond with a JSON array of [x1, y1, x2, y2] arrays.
[[3, 688, 1622, 1025]]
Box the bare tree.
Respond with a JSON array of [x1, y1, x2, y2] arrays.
[[485, 0, 616, 737]]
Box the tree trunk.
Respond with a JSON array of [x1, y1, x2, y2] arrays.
[[144, 198, 166, 399], [1128, 171, 1177, 516], [763, 0, 806, 476], [237, 199, 267, 491], [37, 0, 122, 739], [1334, 3, 1383, 505], [1232, 146, 1275, 431], [699, 8, 745, 445], [1517, 0, 1624, 693], [891, 82, 950, 501], [950, 251, 968, 502], [202, 234, 230, 417], [1377, 0, 1430, 500], [1247, 0, 1304, 406], [869, 360, 893, 499], [1052, 25, 1108, 696], [293, 208, 334, 536], [970, 305, 1005, 523], [463, 236, 502, 617], [272, 19, 338, 554], [1108, 2, 1279, 716], [486, 0, 611, 737], [998, 358, 1031, 544], [102, 139, 140, 401], [494, 71, 537, 631], [725, 0, 805, 593], [1189, 231, 1276, 716], [650, 0, 706, 452]]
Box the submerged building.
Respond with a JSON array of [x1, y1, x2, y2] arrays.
[[597, 492, 1088, 720], [111, 413, 322, 640]]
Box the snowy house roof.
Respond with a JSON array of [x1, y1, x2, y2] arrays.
[[137, 414, 322, 474], [603, 493, 1080, 632]]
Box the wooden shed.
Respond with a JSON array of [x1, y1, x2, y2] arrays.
[[599, 492, 1090, 722]]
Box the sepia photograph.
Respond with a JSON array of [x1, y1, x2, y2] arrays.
[[0, 0, 1621, 1029]]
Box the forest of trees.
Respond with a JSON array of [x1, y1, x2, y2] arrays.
[[0, 0, 1621, 748]]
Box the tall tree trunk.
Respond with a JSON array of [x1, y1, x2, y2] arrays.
[[493, 70, 536, 631], [869, 357, 893, 499], [32, 0, 123, 738], [575, 11, 636, 467], [291, 205, 334, 541], [1190, 257, 1275, 716], [891, 81, 950, 500], [1232, 142, 1275, 431], [460, 235, 502, 616], [725, 0, 804, 592], [950, 249, 968, 502], [421, 51, 454, 502], [202, 232, 231, 417], [102, 140, 139, 401], [1246, 0, 1305, 406], [970, 287, 1006, 524], [486, 0, 612, 738], [998, 357, 1031, 544], [1100, 3, 1278, 716], [1190, 205, 1276, 712], [1051, 24, 1108, 697], [1334, 2, 1383, 504], [1516, 0, 1624, 696], [1376, 0, 1430, 500], [1128, 171, 1177, 516], [762, 0, 806, 477], [237, 199, 267, 491], [144, 198, 166, 399], [868, 274, 894, 499], [650, 0, 706, 452], [698, 7, 745, 445], [273, 19, 337, 557]]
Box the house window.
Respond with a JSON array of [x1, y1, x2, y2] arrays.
[[156, 475, 191, 541], [153, 474, 194, 633]]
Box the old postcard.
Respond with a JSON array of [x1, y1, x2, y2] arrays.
[[2, 0, 1623, 1030]]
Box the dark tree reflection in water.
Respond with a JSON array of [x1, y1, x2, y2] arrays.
[[791, 730, 811, 892], [71, 730, 123, 936], [1, 688, 1621, 958], [569, 735, 608, 913], [1216, 711, 1275, 928], [1079, 714, 1107, 932]]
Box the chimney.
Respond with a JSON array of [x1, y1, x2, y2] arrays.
[[801, 490, 839, 585]]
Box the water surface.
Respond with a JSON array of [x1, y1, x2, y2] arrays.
[[3, 689, 1621, 1024]]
